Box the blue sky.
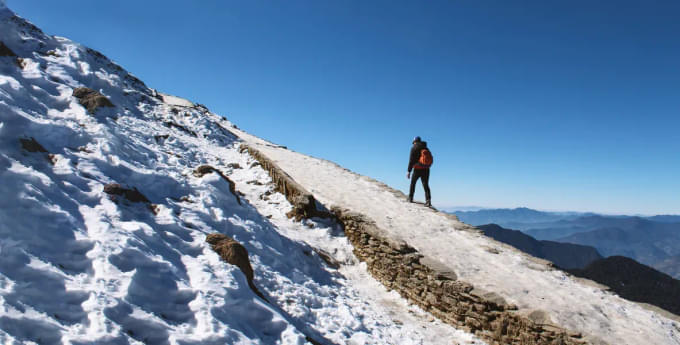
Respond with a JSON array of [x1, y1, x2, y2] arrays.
[[10, 1, 680, 215]]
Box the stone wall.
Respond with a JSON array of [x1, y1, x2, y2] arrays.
[[240, 144, 330, 220], [240, 143, 589, 345], [333, 208, 586, 345]]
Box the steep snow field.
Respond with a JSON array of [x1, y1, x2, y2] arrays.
[[234, 132, 680, 345], [0, 5, 485, 345]]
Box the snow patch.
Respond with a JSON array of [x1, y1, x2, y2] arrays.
[[159, 92, 194, 107]]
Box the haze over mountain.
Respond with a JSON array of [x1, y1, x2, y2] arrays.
[[477, 224, 602, 269], [655, 255, 680, 280], [567, 256, 680, 317], [453, 207, 593, 231], [478, 224, 680, 317], [453, 208, 680, 279], [557, 219, 680, 275]]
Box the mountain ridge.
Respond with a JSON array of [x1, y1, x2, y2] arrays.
[[0, 6, 484, 344], [235, 128, 680, 345], [477, 224, 602, 269], [478, 224, 680, 317], [2, 4, 679, 345], [556, 220, 680, 271], [567, 256, 680, 316], [454, 207, 680, 279]]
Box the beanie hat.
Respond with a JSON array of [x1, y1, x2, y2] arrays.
[[413, 136, 421, 142]]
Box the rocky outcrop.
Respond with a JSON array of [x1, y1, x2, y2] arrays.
[[19, 137, 47, 153], [72, 87, 114, 114], [241, 144, 589, 345], [206, 234, 325, 344], [103, 183, 149, 203], [163, 121, 197, 137], [206, 233, 265, 300], [18, 137, 59, 164], [193, 165, 241, 205], [206, 234, 253, 281], [19, 137, 58, 164]]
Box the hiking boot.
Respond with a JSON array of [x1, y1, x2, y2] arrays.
[[425, 200, 431, 207], [407, 197, 413, 203]]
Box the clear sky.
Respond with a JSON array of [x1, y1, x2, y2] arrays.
[[9, 0, 680, 215]]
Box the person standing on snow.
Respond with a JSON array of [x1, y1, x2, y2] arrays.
[[407, 136, 433, 207]]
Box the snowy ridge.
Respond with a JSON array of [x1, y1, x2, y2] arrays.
[[0, 6, 484, 345], [2, 4, 678, 345], [234, 130, 680, 345], [157, 93, 194, 108]]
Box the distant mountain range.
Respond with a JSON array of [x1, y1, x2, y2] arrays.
[[477, 224, 602, 269], [567, 256, 680, 316], [478, 224, 680, 316], [556, 218, 680, 270], [452, 207, 594, 230], [655, 255, 680, 279], [453, 208, 680, 279]]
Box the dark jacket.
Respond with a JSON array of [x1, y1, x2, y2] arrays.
[[408, 141, 429, 172]]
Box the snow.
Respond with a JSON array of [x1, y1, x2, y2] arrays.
[[233, 130, 680, 345], [2, 3, 678, 345], [0, 6, 485, 345], [158, 93, 194, 108]]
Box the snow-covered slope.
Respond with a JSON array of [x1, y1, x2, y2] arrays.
[[3, 3, 680, 345], [234, 131, 680, 344], [0, 6, 485, 345]]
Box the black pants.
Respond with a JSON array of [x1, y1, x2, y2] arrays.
[[409, 169, 431, 202]]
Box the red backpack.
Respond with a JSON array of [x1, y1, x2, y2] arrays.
[[419, 148, 433, 167]]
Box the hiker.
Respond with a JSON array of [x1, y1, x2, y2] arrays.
[[407, 136, 432, 206]]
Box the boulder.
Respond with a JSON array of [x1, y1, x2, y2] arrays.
[[206, 234, 254, 282], [103, 183, 149, 203], [206, 233, 265, 300], [193, 164, 218, 178], [72, 87, 114, 114]]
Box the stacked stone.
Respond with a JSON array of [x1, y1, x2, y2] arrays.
[[241, 144, 589, 345], [240, 144, 331, 221], [332, 207, 587, 345]]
